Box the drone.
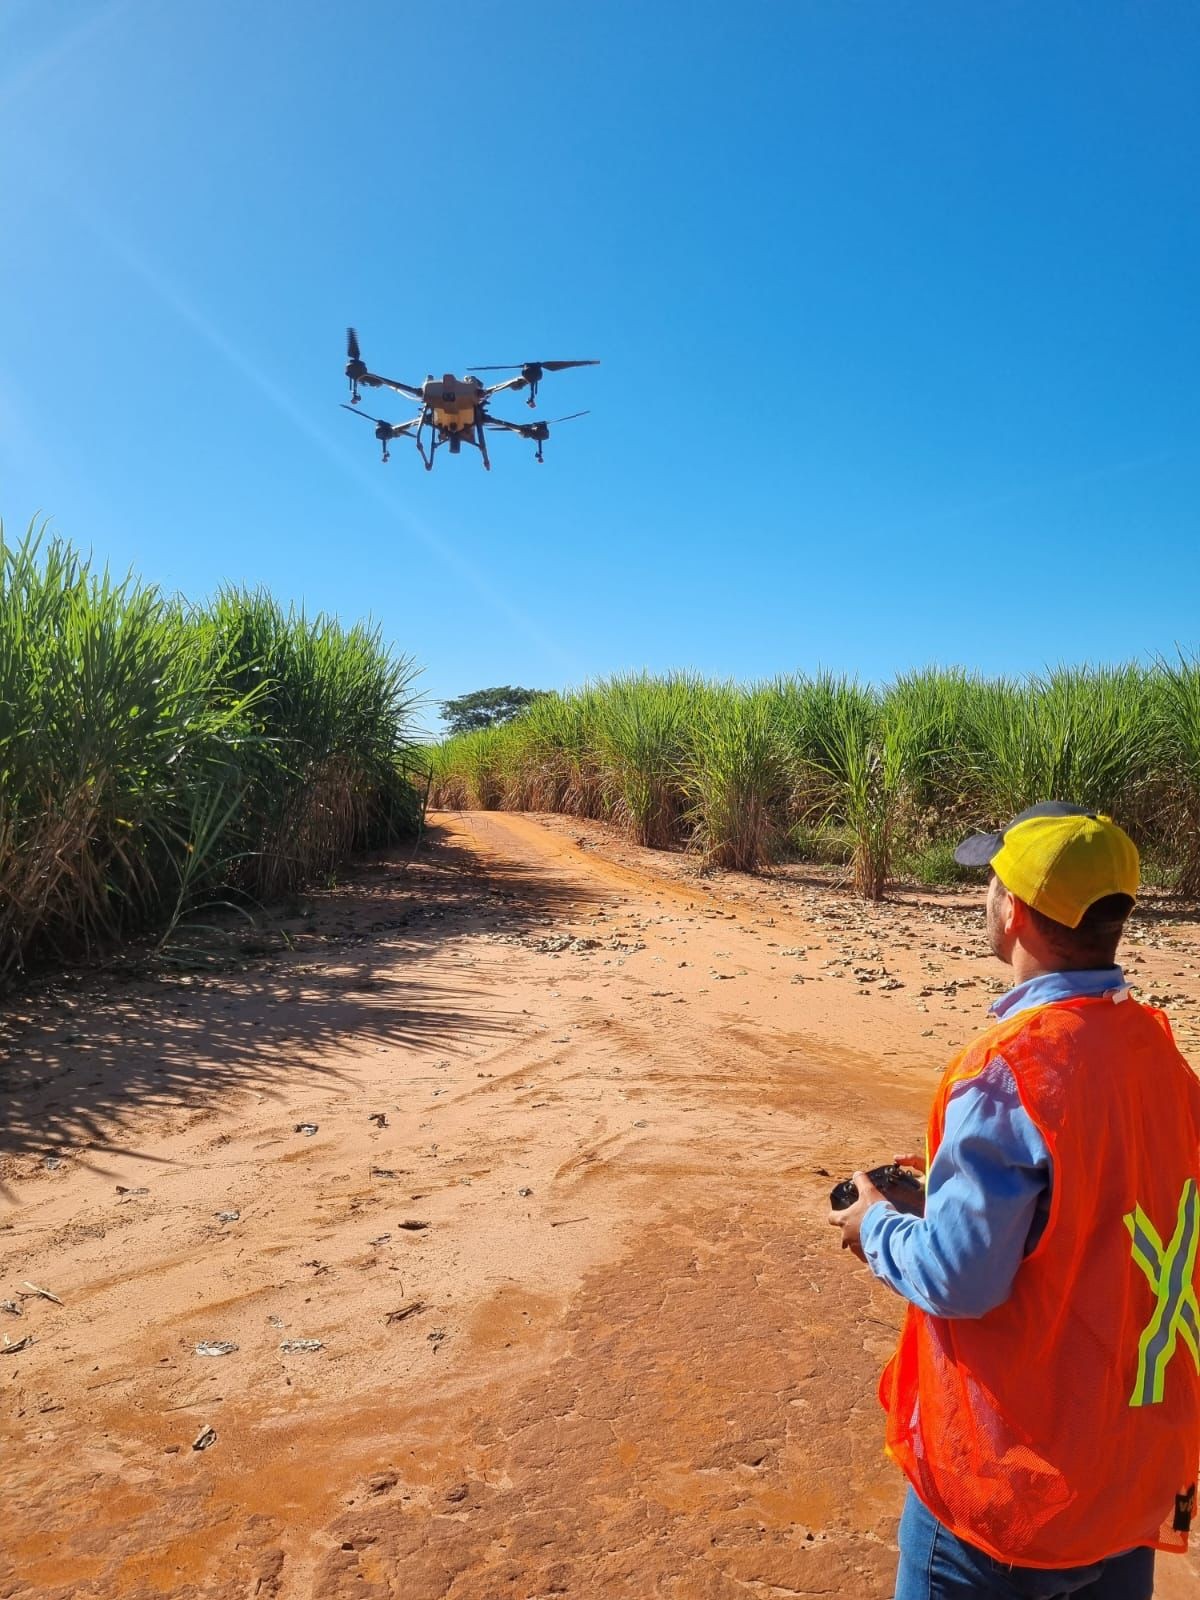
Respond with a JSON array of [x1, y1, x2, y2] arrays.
[[341, 328, 597, 469]]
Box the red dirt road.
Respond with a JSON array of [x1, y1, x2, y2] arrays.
[[2, 812, 1198, 1598]]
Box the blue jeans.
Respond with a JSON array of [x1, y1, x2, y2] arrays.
[[895, 1489, 1156, 1600]]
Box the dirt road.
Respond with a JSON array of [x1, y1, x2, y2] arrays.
[[3, 812, 1198, 1599]]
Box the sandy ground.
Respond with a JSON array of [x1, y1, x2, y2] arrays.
[[2, 809, 1199, 1600]]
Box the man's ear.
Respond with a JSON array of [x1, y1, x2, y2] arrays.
[[1003, 890, 1027, 940]]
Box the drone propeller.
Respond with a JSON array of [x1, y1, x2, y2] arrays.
[[469, 360, 599, 373], [485, 409, 590, 462], [341, 403, 400, 426], [484, 410, 589, 433], [469, 358, 599, 408], [345, 326, 368, 402], [340, 402, 418, 462]]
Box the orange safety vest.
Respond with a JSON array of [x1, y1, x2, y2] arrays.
[[879, 992, 1200, 1568]]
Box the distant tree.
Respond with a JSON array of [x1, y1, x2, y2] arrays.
[[439, 685, 550, 736]]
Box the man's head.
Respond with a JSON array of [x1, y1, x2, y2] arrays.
[[957, 802, 1139, 974]]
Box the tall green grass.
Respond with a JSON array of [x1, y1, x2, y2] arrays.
[[0, 524, 423, 983], [688, 685, 791, 870], [433, 663, 1200, 897]]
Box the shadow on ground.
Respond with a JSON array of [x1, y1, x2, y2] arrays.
[[0, 824, 603, 1180]]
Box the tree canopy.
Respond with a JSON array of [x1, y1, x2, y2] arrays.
[[439, 685, 549, 736]]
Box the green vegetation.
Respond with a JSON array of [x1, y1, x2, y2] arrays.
[[438, 684, 549, 736], [432, 666, 1200, 898], [0, 523, 424, 985]]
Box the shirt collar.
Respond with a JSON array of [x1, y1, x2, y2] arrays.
[[989, 966, 1128, 1021]]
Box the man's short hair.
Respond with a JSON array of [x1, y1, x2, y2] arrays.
[[1024, 892, 1134, 968]]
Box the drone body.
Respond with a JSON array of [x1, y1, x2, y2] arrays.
[[424, 373, 486, 438], [341, 330, 597, 469]]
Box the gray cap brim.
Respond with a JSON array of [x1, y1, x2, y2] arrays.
[[953, 803, 1096, 871], [953, 831, 1003, 867]]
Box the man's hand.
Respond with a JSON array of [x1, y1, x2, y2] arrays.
[[828, 1169, 887, 1262]]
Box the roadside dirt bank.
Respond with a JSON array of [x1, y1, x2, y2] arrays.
[[3, 810, 1198, 1599]]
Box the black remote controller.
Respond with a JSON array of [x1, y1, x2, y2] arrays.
[[829, 1163, 925, 1216]]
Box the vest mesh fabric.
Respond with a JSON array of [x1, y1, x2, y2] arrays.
[[879, 996, 1200, 1568]]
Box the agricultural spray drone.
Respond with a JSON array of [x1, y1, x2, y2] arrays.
[[341, 328, 597, 469]]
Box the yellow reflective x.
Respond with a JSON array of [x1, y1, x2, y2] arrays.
[[1125, 1179, 1200, 1408]]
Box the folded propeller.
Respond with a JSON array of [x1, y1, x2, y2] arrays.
[[345, 327, 368, 403]]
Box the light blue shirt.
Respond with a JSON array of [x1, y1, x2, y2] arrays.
[[859, 966, 1127, 1319]]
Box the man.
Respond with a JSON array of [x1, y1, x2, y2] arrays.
[[829, 802, 1200, 1600]]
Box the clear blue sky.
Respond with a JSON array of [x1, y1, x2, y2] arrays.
[[3, 2, 1198, 734]]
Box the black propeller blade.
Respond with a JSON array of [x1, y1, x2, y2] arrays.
[[518, 412, 590, 439], [482, 411, 589, 435], [469, 359, 597, 408], [467, 360, 599, 373], [340, 403, 419, 462], [345, 327, 369, 402], [341, 403, 386, 426], [340, 404, 418, 433], [486, 409, 590, 461]]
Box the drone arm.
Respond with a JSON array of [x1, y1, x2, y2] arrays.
[[341, 404, 421, 438], [357, 371, 425, 402], [483, 414, 549, 460], [481, 375, 528, 400]]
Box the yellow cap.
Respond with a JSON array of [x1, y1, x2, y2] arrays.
[[987, 809, 1139, 928], [955, 802, 1140, 928]]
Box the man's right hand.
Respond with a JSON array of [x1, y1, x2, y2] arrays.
[[893, 1151, 927, 1174]]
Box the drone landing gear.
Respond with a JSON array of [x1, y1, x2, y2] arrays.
[[476, 418, 491, 471], [414, 411, 435, 471]]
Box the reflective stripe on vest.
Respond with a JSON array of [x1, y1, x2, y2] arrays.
[[1125, 1178, 1200, 1407]]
